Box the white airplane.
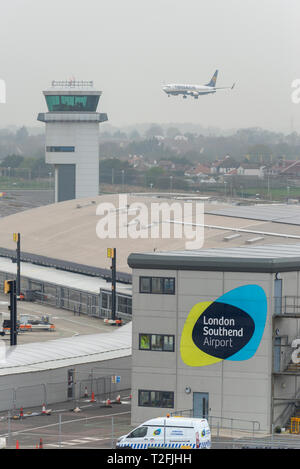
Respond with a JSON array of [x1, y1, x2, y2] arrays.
[[162, 70, 235, 99]]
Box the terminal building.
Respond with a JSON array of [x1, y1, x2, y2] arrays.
[[38, 80, 108, 202], [128, 244, 300, 432]]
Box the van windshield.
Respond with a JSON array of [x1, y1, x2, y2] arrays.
[[127, 426, 148, 439]]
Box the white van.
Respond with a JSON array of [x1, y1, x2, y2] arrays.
[[116, 416, 211, 449]]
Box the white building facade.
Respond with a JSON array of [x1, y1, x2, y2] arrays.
[[38, 80, 108, 202], [128, 245, 300, 432]]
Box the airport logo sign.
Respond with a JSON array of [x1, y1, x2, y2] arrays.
[[180, 285, 267, 367]]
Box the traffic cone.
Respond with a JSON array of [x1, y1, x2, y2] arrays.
[[16, 440, 19, 449], [90, 392, 95, 403], [39, 438, 43, 449], [42, 403, 46, 414]]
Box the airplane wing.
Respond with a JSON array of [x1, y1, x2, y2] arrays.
[[214, 83, 236, 90]]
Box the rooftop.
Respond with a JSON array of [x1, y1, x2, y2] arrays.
[[0, 322, 131, 375], [128, 243, 300, 273], [0, 256, 132, 296], [0, 195, 300, 274]]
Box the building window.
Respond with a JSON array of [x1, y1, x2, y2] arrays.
[[138, 390, 174, 408], [139, 334, 175, 352], [140, 277, 151, 293], [46, 146, 75, 152], [45, 95, 99, 112], [139, 277, 175, 295]]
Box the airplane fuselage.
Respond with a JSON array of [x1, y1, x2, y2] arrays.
[[163, 84, 216, 99], [162, 70, 235, 99]]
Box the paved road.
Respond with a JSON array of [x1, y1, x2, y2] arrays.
[[0, 396, 132, 449]]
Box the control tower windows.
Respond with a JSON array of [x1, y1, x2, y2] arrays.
[[45, 95, 100, 112]]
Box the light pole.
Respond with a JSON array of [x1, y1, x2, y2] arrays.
[[48, 171, 52, 203], [121, 170, 125, 192]]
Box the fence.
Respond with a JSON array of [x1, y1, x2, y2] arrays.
[[0, 378, 131, 413], [1, 409, 132, 449]]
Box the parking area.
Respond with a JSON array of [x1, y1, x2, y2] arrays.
[[0, 190, 54, 218]]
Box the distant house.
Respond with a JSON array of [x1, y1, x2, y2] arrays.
[[278, 160, 300, 178], [174, 135, 188, 142], [263, 160, 300, 178], [158, 160, 174, 170], [237, 163, 266, 179], [128, 154, 149, 170], [211, 155, 239, 174], [184, 163, 211, 178]]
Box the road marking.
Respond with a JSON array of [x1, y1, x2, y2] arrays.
[[60, 441, 78, 446], [45, 436, 110, 448]]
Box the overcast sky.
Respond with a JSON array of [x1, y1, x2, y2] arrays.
[[0, 0, 299, 133]]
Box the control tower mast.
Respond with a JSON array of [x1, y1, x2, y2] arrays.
[[38, 80, 108, 202]]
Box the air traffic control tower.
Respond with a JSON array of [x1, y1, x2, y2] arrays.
[[38, 80, 108, 202]]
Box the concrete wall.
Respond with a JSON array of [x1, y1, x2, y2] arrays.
[[45, 122, 99, 201], [131, 267, 274, 430]]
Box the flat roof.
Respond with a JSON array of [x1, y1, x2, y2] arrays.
[[0, 196, 300, 273], [128, 243, 300, 273], [0, 256, 132, 296], [0, 322, 131, 376], [207, 204, 300, 225]]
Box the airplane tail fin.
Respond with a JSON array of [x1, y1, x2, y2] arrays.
[[206, 70, 218, 87]]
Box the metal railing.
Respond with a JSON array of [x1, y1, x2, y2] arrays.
[[275, 296, 300, 315], [170, 409, 260, 436]]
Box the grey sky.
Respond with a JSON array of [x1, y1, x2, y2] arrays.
[[0, 0, 299, 132]]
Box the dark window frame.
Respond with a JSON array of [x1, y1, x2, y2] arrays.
[[139, 276, 175, 295], [46, 146, 75, 152], [138, 389, 174, 408], [139, 333, 175, 352]]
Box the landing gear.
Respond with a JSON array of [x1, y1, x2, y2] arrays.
[[183, 95, 187, 99]]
